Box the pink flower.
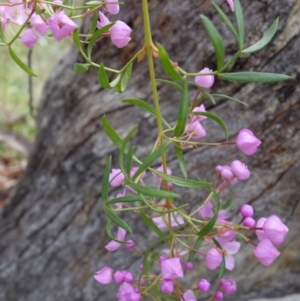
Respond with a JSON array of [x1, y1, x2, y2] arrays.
[[161, 257, 184, 280], [161, 279, 174, 294], [97, 11, 110, 28], [236, 129, 261, 155], [48, 11, 77, 41], [113, 270, 124, 284], [21, 28, 38, 49], [185, 262, 193, 270], [253, 239, 281, 266], [194, 67, 214, 89], [181, 290, 197, 301], [94, 267, 113, 285], [216, 165, 237, 185], [243, 217, 256, 227], [226, 0, 235, 12], [198, 202, 228, 223], [215, 291, 224, 300], [3, 1, 28, 26], [205, 248, 222, 270], [240, 204, 254, 217], [217, 239, 240, 271], [263, 215, 289, 246], [198, 279, 210, 292], [31, 13, 48, 35], [105, 227, 126, 251], [152, 213, 184, 229], [103, 0, 120, 15], [230, 160, 250, 180], [220, 278, 237, 294], [185, 121, 206, 139], [117, 282, 140, 301], [125, 239, 135, 249], [256, 217, 267, 241], [191, 104, 207, 121], [111, 21, 132, 48], [109, 168, 125, 187]]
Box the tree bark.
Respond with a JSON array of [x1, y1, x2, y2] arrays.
[[1, 1, 300, 300]]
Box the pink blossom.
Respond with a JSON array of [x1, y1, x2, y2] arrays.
[[205, 248, 222, 270], [253, 239, 281, 266], [103, 0, 120, 15], [113, 270, 124, 284], [0, 7, 9, 30], [126, 239, 135, 249], [198, 202, 228, 223], [240, 204, 254, 217], [217, 239, 240, 271], [94, 267, 113, 285], [97, 11, 110, 28], [236, 128, 261, 155], [109, 168, 125, 187], [185, 121, 206, 139], [218, 228, 236, 242], [21, 28, 38, 49], [220, 278, 237, 294], [181, 290, 197, 301], [194, 67, 214, 89], [31, 13, 48, 35], [216, 165, 237, 185], [263, 215, 289, 246], [198, 279, 210, 292], [152, 213, 184, 229], [161, 279, 174, 294], [215, 291, 224, 300], [230, 160, 250, 180], [256, 217, 267, 241], [117, 282, 140, 301], [48, 11, 77, 41], [105, 227, 126, 251], [3, 1, 28, 26], [191, 104, 207, 121], [185, 262, 193, 270], [161, 257, 184, 280], [111, 20, 132, 48], [226, 0, 235, 12], [243, 217, 256, 227]]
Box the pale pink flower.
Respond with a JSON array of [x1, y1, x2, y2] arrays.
[[194, 67, 214, 89], [161, 257, 184, 280], [198, 279, 210, 292], [263, 215, 289, 246], [94, 266, 113, 285], [230, 160, 250, 180], [103, 0, 120, 15], [236, 128, 261, 155], [97, 11, 110, 28], [152, 213, 184, 229], [3, 1, 28, 26], [220, 278, 237, 294], [243, 217, 256, 227], [205, 248, 222, 270], [161, 279, 174, 294], [256, 217, 267, 241], [226, 0, 235, 12], [117, 282, 140, 301], [191, 104, 207, 121], [253, 239, 281, 266], [240, 204, 254, 217], [185, 121, 206, 139], [217, 239, 240, 270], [216, 165, 237, 185], [198, 202, 228, 223], [105, 227, 126, 251], [215, 291, 224, 300], [48, 11, 77, 41], [21, 28, 38, 49], [31, 13, 48, 35], [109, 168, 125, 187], [181, 290, 197, 301], [111, 20, 132, 48]]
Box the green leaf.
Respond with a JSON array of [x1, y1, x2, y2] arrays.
[[0, 21, 6, 43], [151, 170, 210, 188], [98, 64, 111, 88], [156, 79, 183, 92], [211, 93, 248, 106], [174, 79, 189, 137], [221, 197, 233, 210], [153, 290, 180, 301], [130, 183, 179, 199], [132, 142, 170, 181], [175, 145, 187, 178], [206, 93, 216, 105], [106, 195, 145, 205], [192, 111, 228, 140], [87, 23, 114, 58], [73, 28, 82, 51], [74, 63, 90, 74], [101, 156, 112, 202], [196, 210, 219, 238], [234, 0, 245, 49], [110, 74, 121, 88], [242, 18, 279, 53], [86, 0, 102, 5], [86, 9, 98, 40], [105, 219, 115, 240], [103, 205, 133, 233], [119, 62, 133, 92], [200, 15, 225, 71], [140, 211, 166, 239], [218, 72, 292, 83], [156, 43, 182, 81], [8, 47, 37, 77], [121, 98, 170, 127], [212, 2, 239, 45], [125, 147, 134, 177], [187, 237, 204, 262]]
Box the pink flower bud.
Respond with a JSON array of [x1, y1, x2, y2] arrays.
[[161, 257, 184, 280], [205, 248, 222, 270], [263, 215, 289, 245], [236, 128, 261, 155], [253, 239, 281, 266], [226, 0, 235, 12], [109, 168, 125, 187], [159, 255, 166, 263], [97, 11, 110, 28], [161, 279, 174, 294], [256, 217, 267, 241], [185, 262, 193, 270], [126, 239, 135, 249], [113, 270, 124, 283], [48, 11, 77, 41], [230, 160, 250, 180], [215, 291, 224, 300], [185, 121, 206, 139], [216, 165, 237, 184], [122, 270, 133, 283], [21, 28, 38, 49], [111, 21, 132, 48], [94, 267, 113, 285], [103, 0, 120, 14], [198, 279, 210, 292], [191, 104, 207, 121], [194, 67, 214, 89], [240, 204, 254, 217], [31, 14, 48, 35], [181, 290, 197, 301], [243, 217, 256, 227], [221, 279, 237, 294]]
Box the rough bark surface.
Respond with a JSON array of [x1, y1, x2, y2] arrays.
[[1, 1, 300, 300]]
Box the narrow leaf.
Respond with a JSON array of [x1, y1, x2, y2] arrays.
[[73, 28, 82, 51], [120, 62, 133, 92], [196, 210, 219, 238], [156, 43, 182, 81], [221, 197, 233, 210], [156, 79, 183, 92], [86, 9, 98, 40], [192, 111, 228, 140], [175, 145, 187, 179], [8, 47, 37, 77], [153, 290, 180, 301], [187, 237, 204, 262], [206, 93, 216, 104], [106, 195, 144, 205], [130, 183, 179, 199], [211, 93, 248, 106], [218, 72, 291, 83], [98, 64, 111, 88], [200, 15, 225, 71], [101, 156, 112, 202], [140, 211, 166, 239], [121, 98, 170, 127], [74, 63, 90, 74], [234, 0, 244, 49], [174, 79, 189, 137], [242, 18, 279, 53], [125, 147, 134, 177]]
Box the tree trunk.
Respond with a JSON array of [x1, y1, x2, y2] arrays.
[[1, 1, 300, 300]]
